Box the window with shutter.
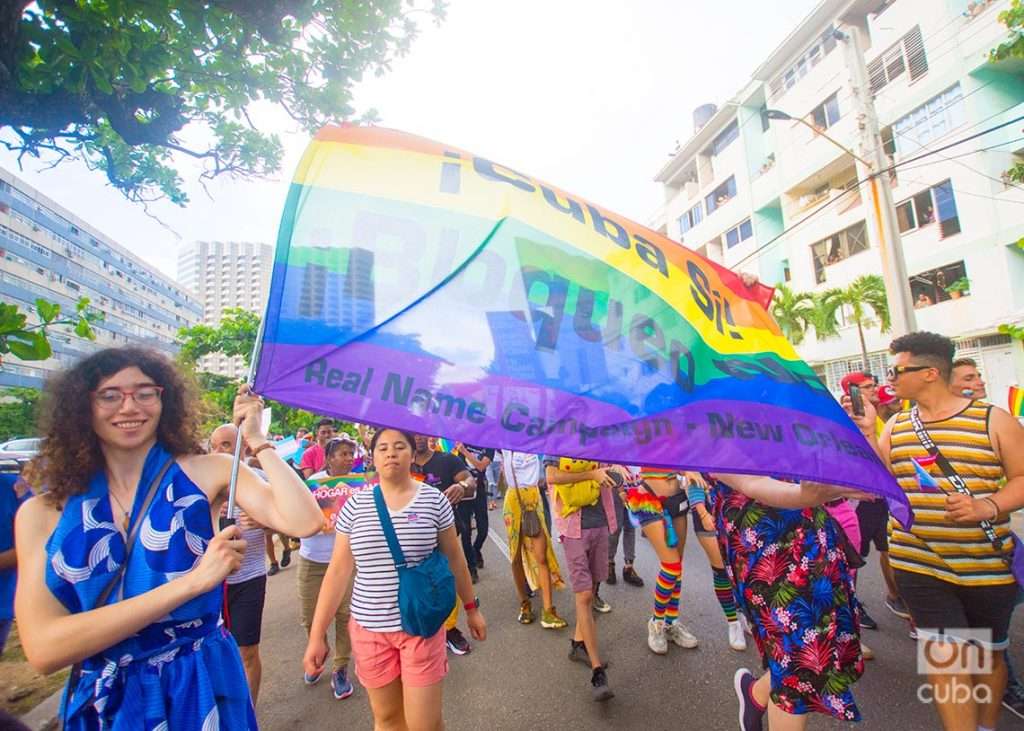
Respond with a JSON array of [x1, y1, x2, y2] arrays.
[[904, 26, 927, 80], [868, 57, 886, 94], [884, 46, 906, 84], [866, 26, 926, 94]]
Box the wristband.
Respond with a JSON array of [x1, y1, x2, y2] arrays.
[[464, 596, 480, 611], [983, 496, 1000, 521], [251, 442, 274, 459]]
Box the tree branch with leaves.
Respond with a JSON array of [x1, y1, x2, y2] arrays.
[[992, 0, 1024, 184], [0, 297, 103, 367], [176, 307, 342, 438], [1, 1, 445, 205]]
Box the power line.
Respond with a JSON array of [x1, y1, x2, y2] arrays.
[[672, 40, 1007, 214], [893, 126, 1024, 193], [732, 112, 1024, 267], [897, 173, 1024, 207], [894, 135, 1024, 173], [667, 14, 970, 173], [880, 113, 1024, 175]]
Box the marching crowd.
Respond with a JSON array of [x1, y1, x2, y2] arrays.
[[0, 328, 1022, 730]]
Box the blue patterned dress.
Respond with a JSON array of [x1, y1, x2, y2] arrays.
[[46, 444, 257, 730]]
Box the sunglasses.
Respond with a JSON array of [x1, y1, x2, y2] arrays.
[[886, 365, 932, 380]]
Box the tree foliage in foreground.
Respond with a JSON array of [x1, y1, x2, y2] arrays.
[[0, 297, 102, 367], [0, 387, 41, 441], [992, 0, 1024, 184], [1, 1, 444, 204], [177, 308, 344, 438]]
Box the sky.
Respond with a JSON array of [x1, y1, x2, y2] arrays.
[[0, 0, 820, 281]]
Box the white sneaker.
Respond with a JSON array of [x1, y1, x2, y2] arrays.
[[666, 620, 699, 649], [647, 618, 668, 655], [728, 621, 747, 651]]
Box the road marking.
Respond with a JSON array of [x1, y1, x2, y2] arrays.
[[487, 528, 511, 561]]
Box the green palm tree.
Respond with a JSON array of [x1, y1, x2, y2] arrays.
[[813, 274, 892, 369], [770, 283, 817, 345]]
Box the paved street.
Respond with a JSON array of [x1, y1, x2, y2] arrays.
[[254, 515, 1024, 731]]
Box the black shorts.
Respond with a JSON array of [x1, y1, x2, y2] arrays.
[[855, 499, 889, 555], [225, 574, 267, 647], [663, 492, 689, 519], [894, 569, 1018, 649]]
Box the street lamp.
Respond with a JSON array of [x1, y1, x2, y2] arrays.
[[763, 109, 872, 167], [763, 101, 917, 337]]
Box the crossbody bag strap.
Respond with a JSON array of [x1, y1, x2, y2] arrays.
[[508, 451, 527, 511], [373, 485, 407, 568], [64, 455, 174, 724], [909, 406, 1005, 553]]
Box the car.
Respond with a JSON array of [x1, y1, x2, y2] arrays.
[[0, 437, 42, 460]]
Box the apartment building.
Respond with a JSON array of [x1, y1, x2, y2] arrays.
[[652, 0, 1024, 407], [177, 241, 273, 378], [0, 167, 202, 389]]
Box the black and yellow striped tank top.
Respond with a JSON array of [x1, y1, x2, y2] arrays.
[[888, 401, 1013, 586]]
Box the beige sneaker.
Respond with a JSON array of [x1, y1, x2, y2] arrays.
[[666, 621, 699, 649], [647, 618, 668, 654]]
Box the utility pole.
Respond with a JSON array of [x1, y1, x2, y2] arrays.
[[840, 24, 917, 337]]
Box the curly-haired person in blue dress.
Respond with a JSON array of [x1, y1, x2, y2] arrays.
[[14, 347, 322, 730]]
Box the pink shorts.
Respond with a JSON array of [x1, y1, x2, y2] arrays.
[[825, 499, 861, 552], [349, 617, 448, 689]]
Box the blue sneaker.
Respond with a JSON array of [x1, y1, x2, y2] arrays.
[[734, 668, 765, 731], [332, 667, 354, 700], [304, 668, 324, 686]]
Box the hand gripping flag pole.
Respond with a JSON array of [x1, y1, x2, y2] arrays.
[[221, 314, 269, 531]]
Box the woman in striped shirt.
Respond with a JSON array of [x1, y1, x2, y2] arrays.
[[303, 428, 486, 731]]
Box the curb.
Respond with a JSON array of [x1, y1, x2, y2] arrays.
[[18, 686, 61, 731]]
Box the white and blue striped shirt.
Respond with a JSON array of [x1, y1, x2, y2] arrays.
[[336, 483, 454, 632]]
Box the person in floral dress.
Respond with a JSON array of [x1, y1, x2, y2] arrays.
[[709, 472, 870, 730]]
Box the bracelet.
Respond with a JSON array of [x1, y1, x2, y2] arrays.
[[250, 442, 274, 459], [983, 496, 1000, 521]]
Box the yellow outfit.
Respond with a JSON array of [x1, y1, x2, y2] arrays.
[[503, 484, 565, 592], [552, 457, 600, 517]]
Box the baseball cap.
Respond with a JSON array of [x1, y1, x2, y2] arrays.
[[876, 384, 898, 406], [839, 372, 872, 395]]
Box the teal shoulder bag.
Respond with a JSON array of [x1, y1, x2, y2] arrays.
[[372, 486, 456, 637]]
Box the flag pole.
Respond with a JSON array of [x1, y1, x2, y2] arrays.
[[222, 311, 270, 529]]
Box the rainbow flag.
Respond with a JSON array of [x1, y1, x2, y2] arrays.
[[912, 457, 941, 493], [252, 125, 909, 525], [305, 472, 376, 532], [435, 438, 456, 453], [1009, 385, 1023, 417]]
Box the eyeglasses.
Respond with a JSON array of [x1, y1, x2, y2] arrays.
[[93, 385, 164, 409], [886, 365, 932, 380]]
